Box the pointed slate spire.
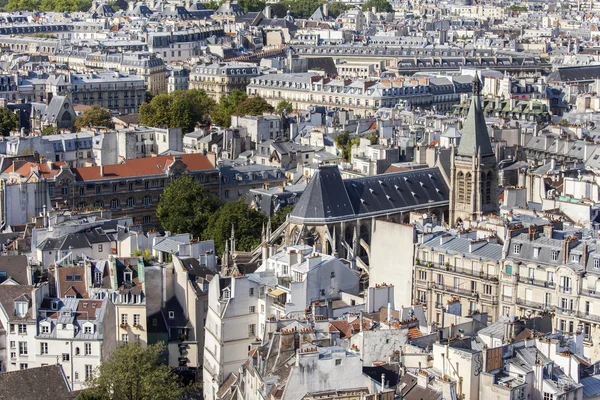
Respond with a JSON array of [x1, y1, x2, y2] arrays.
[[457, 73, 494, 158]]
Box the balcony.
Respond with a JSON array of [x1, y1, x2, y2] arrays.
[[433, 283, 478, 298], [416, 261, 499, 281], [559, 286, 573, 294], [517, 276, 555, 289], [516, 298, 555, 312], [576, 311, 600, 323], [277, 278, 291, 289]]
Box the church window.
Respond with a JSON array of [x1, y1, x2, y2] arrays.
[[465, 173, 472, 205], [457, 172, 465, 202]]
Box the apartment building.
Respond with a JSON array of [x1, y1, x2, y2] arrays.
[[246, 73, 470, 116], [91, 126, 183, 165], [0, 285, 47, 373], [52, 51, 167, 94], [502, 226, 600, 360], [189, 62, 260, 100], [147, 27, 226, 63], [414, 232, 503, 326], [36, 297, 108, 390], [219, 161, 287, 202], [350, 138, 400, 176], [203, 274, 262, 400], [51, 72, 146, 115]]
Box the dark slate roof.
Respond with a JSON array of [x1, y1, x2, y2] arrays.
[[0, 364, 73, 400], [0, 255, 28, 285], [163, 296, 188, 327], [0, 285, 35, 321], [398, 373, 441, 400], [548, 65, 600, 83], [306, 57, 337, 76], [290, 166, 449, 223], [457, 74, 494, 158], [290, 166, 355, 222]]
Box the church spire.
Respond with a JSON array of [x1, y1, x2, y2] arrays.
[[456, 73, 494, 158]]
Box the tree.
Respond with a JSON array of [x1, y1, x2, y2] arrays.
[[74, 105, 114, 131], [132, 248, 153, 265], [210, 89, 248, 127], [156, 174, 221, 239], [272, 205, 293, 229], [41, 125, 57, 135], [327, 1, 350, 17], [139, 90, 216, 133], [282, 0, 321, 18], [234, 96, 274, 117], [276, 100, 293, 114], [77, 342, 186, 400], [0, 107, 18, 136], [361, 0, 392, 12], [204, 198, 267, 254], [238, 0, 265, 12]]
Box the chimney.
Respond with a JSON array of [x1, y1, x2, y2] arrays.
[[45, 92, 53, 106], [322, 3, 328, 17], [100, 165, 104, 177], [264, 5, 271, 18], [544, 224, 553, 239]]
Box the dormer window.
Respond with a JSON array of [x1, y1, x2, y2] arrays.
[[551, 251, 559, 261], [51, 300, 58, 310], [14, 301, 27, 318], [124, 271, 132, 283], [533, 248, 540, 258], [513, 244, 521, 254], [168, 311, 175, 319], [571, 254, 579, 263], [594, 258, 600, 269]]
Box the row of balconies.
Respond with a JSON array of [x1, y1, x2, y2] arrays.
[[416, 261, 499, 281]]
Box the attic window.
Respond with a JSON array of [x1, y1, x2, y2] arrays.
[[66, 275, 74, 281], [124, 271, 132, 283], [74, 275, 82, 281], [168, 311, 175, 319], [14, 301, 27, 318], [51, 300, 58, 310]]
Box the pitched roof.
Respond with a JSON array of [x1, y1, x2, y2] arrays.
[[72, 154, 215, 181], [0, 285, 35, 321], [0, 364, 73, 400], [0, 255, 28, 285], [456, 74, 494, 158], [290, 166, 448, 223]]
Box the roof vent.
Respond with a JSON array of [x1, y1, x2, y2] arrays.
[[411, 192, 416, 197], [360, 198, 365, 203], [428, 173, 433, 179], [369, 188, 374, 194], [378, 180, 383, 185], [403, 177, 408, 181], [394, 185, 400, 190], [420, 181, 424, 186], [386, 195, 391, 200]]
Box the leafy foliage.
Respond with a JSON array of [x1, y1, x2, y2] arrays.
[[283, 0, 321, 18], [204, 198, 267, 254], [361, 0, 392, 12], [333, 131, 376, 160], [139, 89, 216, 133], [238, 0, 265, 11], [507, 5, 527, 12], [6, 0, 91, 11], [276, 100, 293, 114], [41, 126, 57, 135], [132, 248, 153, 265], [234, 97, 274, 117], [327, 1, 351, 17], [74, 105, 114, 131], [77, 342, 186, 400], [0, 107, 18, 136], [210, 89, 248, 127], [272, 205, 293, 230], [156, 174, 221, 239]]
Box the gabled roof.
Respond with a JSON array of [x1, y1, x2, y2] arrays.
[[0, 255, 28, 285], [456, 74, 494, 158]]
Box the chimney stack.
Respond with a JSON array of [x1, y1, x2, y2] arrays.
[[100, 165, 104, 177]]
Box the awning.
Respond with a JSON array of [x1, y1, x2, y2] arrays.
[[268, 288, 286, 297]]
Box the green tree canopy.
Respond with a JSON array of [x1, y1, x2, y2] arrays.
[[204, 198, 267, 254], [139, 89, 216, 133], [234, 97, 274, 117], [276, 100, 293, 114], [6, 0, 91, 11], [271, 205, 293, 230], [210, 89, 248, 127], [74, 105, 114, 131], [77, 342, 186, 400], [238, 0, 265, 11], [361, 0, 392, 12], [327, 1, 351, 17], [0, 107, 18, 136], [156, 174, 221, 239]]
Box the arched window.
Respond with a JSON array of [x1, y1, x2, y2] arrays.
[[457, 172, 465, 202], [486, 171, 493, 203], [465, 173, 472, 205]]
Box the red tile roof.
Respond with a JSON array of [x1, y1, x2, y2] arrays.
[[14, 161, 66, 179], [72, 154, 215, 181], [408, 327, 423, 339]]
